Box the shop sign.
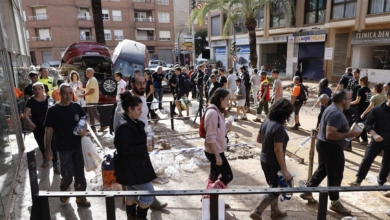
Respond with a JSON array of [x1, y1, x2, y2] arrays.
[[256, 35, 289, 44], [236, 45, 250, 53], [215, 47, 226, 54], [287, 36, 295, 44], [211, 40, 227, 47], [351, 29, 390, 44], [324, 47, 333, 60], [295, 34, 326, 43]]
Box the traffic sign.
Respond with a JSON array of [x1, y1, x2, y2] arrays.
[[232, 55, 238, 62], [181, 38, 194, 43], [196, 2, 203, 10], [181, 34, 193, 39], [182, 42, 194, 46]]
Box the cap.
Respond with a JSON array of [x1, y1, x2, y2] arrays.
[[29, 71, 38, 77], [174, 64, 180, 68]]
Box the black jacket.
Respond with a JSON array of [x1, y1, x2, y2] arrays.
[[365, 102, 390, 145], [113, 114, 156, 185]]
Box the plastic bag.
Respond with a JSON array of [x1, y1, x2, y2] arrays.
[[180, 97, 188, 110], [81, 137, 103, 172], [151, 98, 159, 110]]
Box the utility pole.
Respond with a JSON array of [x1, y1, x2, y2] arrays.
[[191, 0, 196, 66]]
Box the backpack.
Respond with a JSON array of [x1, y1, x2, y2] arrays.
[[297, 84, 309, 102], [199, 106, 220, 138]]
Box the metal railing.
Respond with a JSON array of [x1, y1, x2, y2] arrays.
[[77, 15, 91, 20], [134, 17, 154, 22], [112, 16, 122, 21], [135, 35, 155, 41], [80, 36, 94, 41], [31, 37, 52, 41], [29, 14, 48, 20], [27, 150, 390, 220], [134, 0, 153, 2], [157, 0, 169, 4], [114, 35, 124, 40]]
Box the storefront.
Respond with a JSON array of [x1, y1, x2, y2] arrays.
[[351, 28, 390, 83], [211, 40, 227, 69], [294, 34, 326, 81], [0, 0, 30, 218], [257, 35, 289, 76]]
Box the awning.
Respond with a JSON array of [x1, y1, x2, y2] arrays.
[[136, 28, 155, 31]]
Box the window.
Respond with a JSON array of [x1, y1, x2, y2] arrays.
[[331, 0, 357, 19], [305, 0, 327, 24], [158, 12, 170, 23], [80, 29, 93, 40], [271, 1, 295, 27], [114, 30, 124, 40], [159, 31, 170, 40], [369, 0, 390, 14], [104, 29, 111, 40], [211, 16, 221, 36], [78, 7, 91, 20], [157, 0, 169, 4], [29, 7, 48, 20], [33, 28, 51, 41], [23, 10, 26, 21], [256, 8, 264, 29], [112, 10, 122, 21], [102, 9, 109, 21]]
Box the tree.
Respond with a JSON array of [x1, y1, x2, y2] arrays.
[[91, 0, 105, 44], [194, 29, 208, 57], [190, 0, 294, 68]]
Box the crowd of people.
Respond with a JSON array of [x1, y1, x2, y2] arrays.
[[20, 63, 390, 219]]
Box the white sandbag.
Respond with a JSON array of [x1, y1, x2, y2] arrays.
[[81, 136, 103, 172]]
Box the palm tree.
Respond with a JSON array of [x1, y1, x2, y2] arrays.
[[91, 0, 105, 44], [190, 0, 294, 68]]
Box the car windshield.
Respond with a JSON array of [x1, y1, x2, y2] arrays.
[[113, 57, 145, 78]]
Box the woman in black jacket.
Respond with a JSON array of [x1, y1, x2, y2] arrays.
[[114, 91, 156, 220]]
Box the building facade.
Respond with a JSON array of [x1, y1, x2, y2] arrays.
[[208, 0, 390, 83], [22, 0, 178, 65], [0, 0, 29, 219]]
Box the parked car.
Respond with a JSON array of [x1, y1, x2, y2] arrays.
[[148, 60, 167, 68], [195, 58, 209, 66], [60, 42, 116, 104], [42, 60, 61, 67], [112, 39, 149, 79]]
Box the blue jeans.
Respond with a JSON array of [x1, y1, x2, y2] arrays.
[[156, 88, 164, 109], [126, 182, 154, 205]]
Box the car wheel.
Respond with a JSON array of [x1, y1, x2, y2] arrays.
[[100, 77, 117, 96]]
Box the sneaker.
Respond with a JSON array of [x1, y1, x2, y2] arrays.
[[241, 116, 248, 120], [300, 192, 317, 203], [253, 118, 262, 123], [234, 115, 238, 122], [249, 210, 262, 220], [76, 197, 91, 207], [149, 198, 167, 210], [329, 201, 351, 216], [41, 159, 48, 167], [53, 163, 60, 174], [348, 178, 362, 186]]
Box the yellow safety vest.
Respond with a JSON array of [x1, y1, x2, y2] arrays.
[[38, 76, 55, 95]]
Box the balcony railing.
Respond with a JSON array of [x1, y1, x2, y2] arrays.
[[29, 14, 49, 20], [112, 16, 122, 21], [135, 36, 155, 41], [31, 37, 52, 41], [77, 15, 91, 20], [134, 17, 154, 22], [115, 36, 124, 40], [80, 36, 94, 41], [157, 0, 169, 5], [134, 0, 153, 2]]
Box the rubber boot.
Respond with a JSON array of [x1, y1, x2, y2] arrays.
[[126, 204, 137, 220], [136, 206, 149, 220], [149, 197, 167, 210], [249, 194, 275, 220], [213, 179, 231, 209], [203, 178, 215, 199], [270, 196, 287, 219], [76, 196, 91, 207], [59, 187, 70, 203]]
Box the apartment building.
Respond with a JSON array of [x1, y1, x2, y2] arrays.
[[208, 0, 390, 83], [23, 0, 178, 65]]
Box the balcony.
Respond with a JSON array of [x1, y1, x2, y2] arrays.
[[157, 0, 169, 5], [29, 37, 53, 48], [80, 36, 95, 41], [32, 37, 52, 41], [77, 15, 91, 20], [29, 14, 48, 20], [135, 35, 156, 46], [136, 36, 155, 41], [133, 0, 154, 10], [134, 17, 154, 22], [113, 16, 122, 21]]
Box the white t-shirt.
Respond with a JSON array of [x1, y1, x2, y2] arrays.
[[227, 74, 237, 90], [116, 79, 127, 101], [251, 74, 261, 87]]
